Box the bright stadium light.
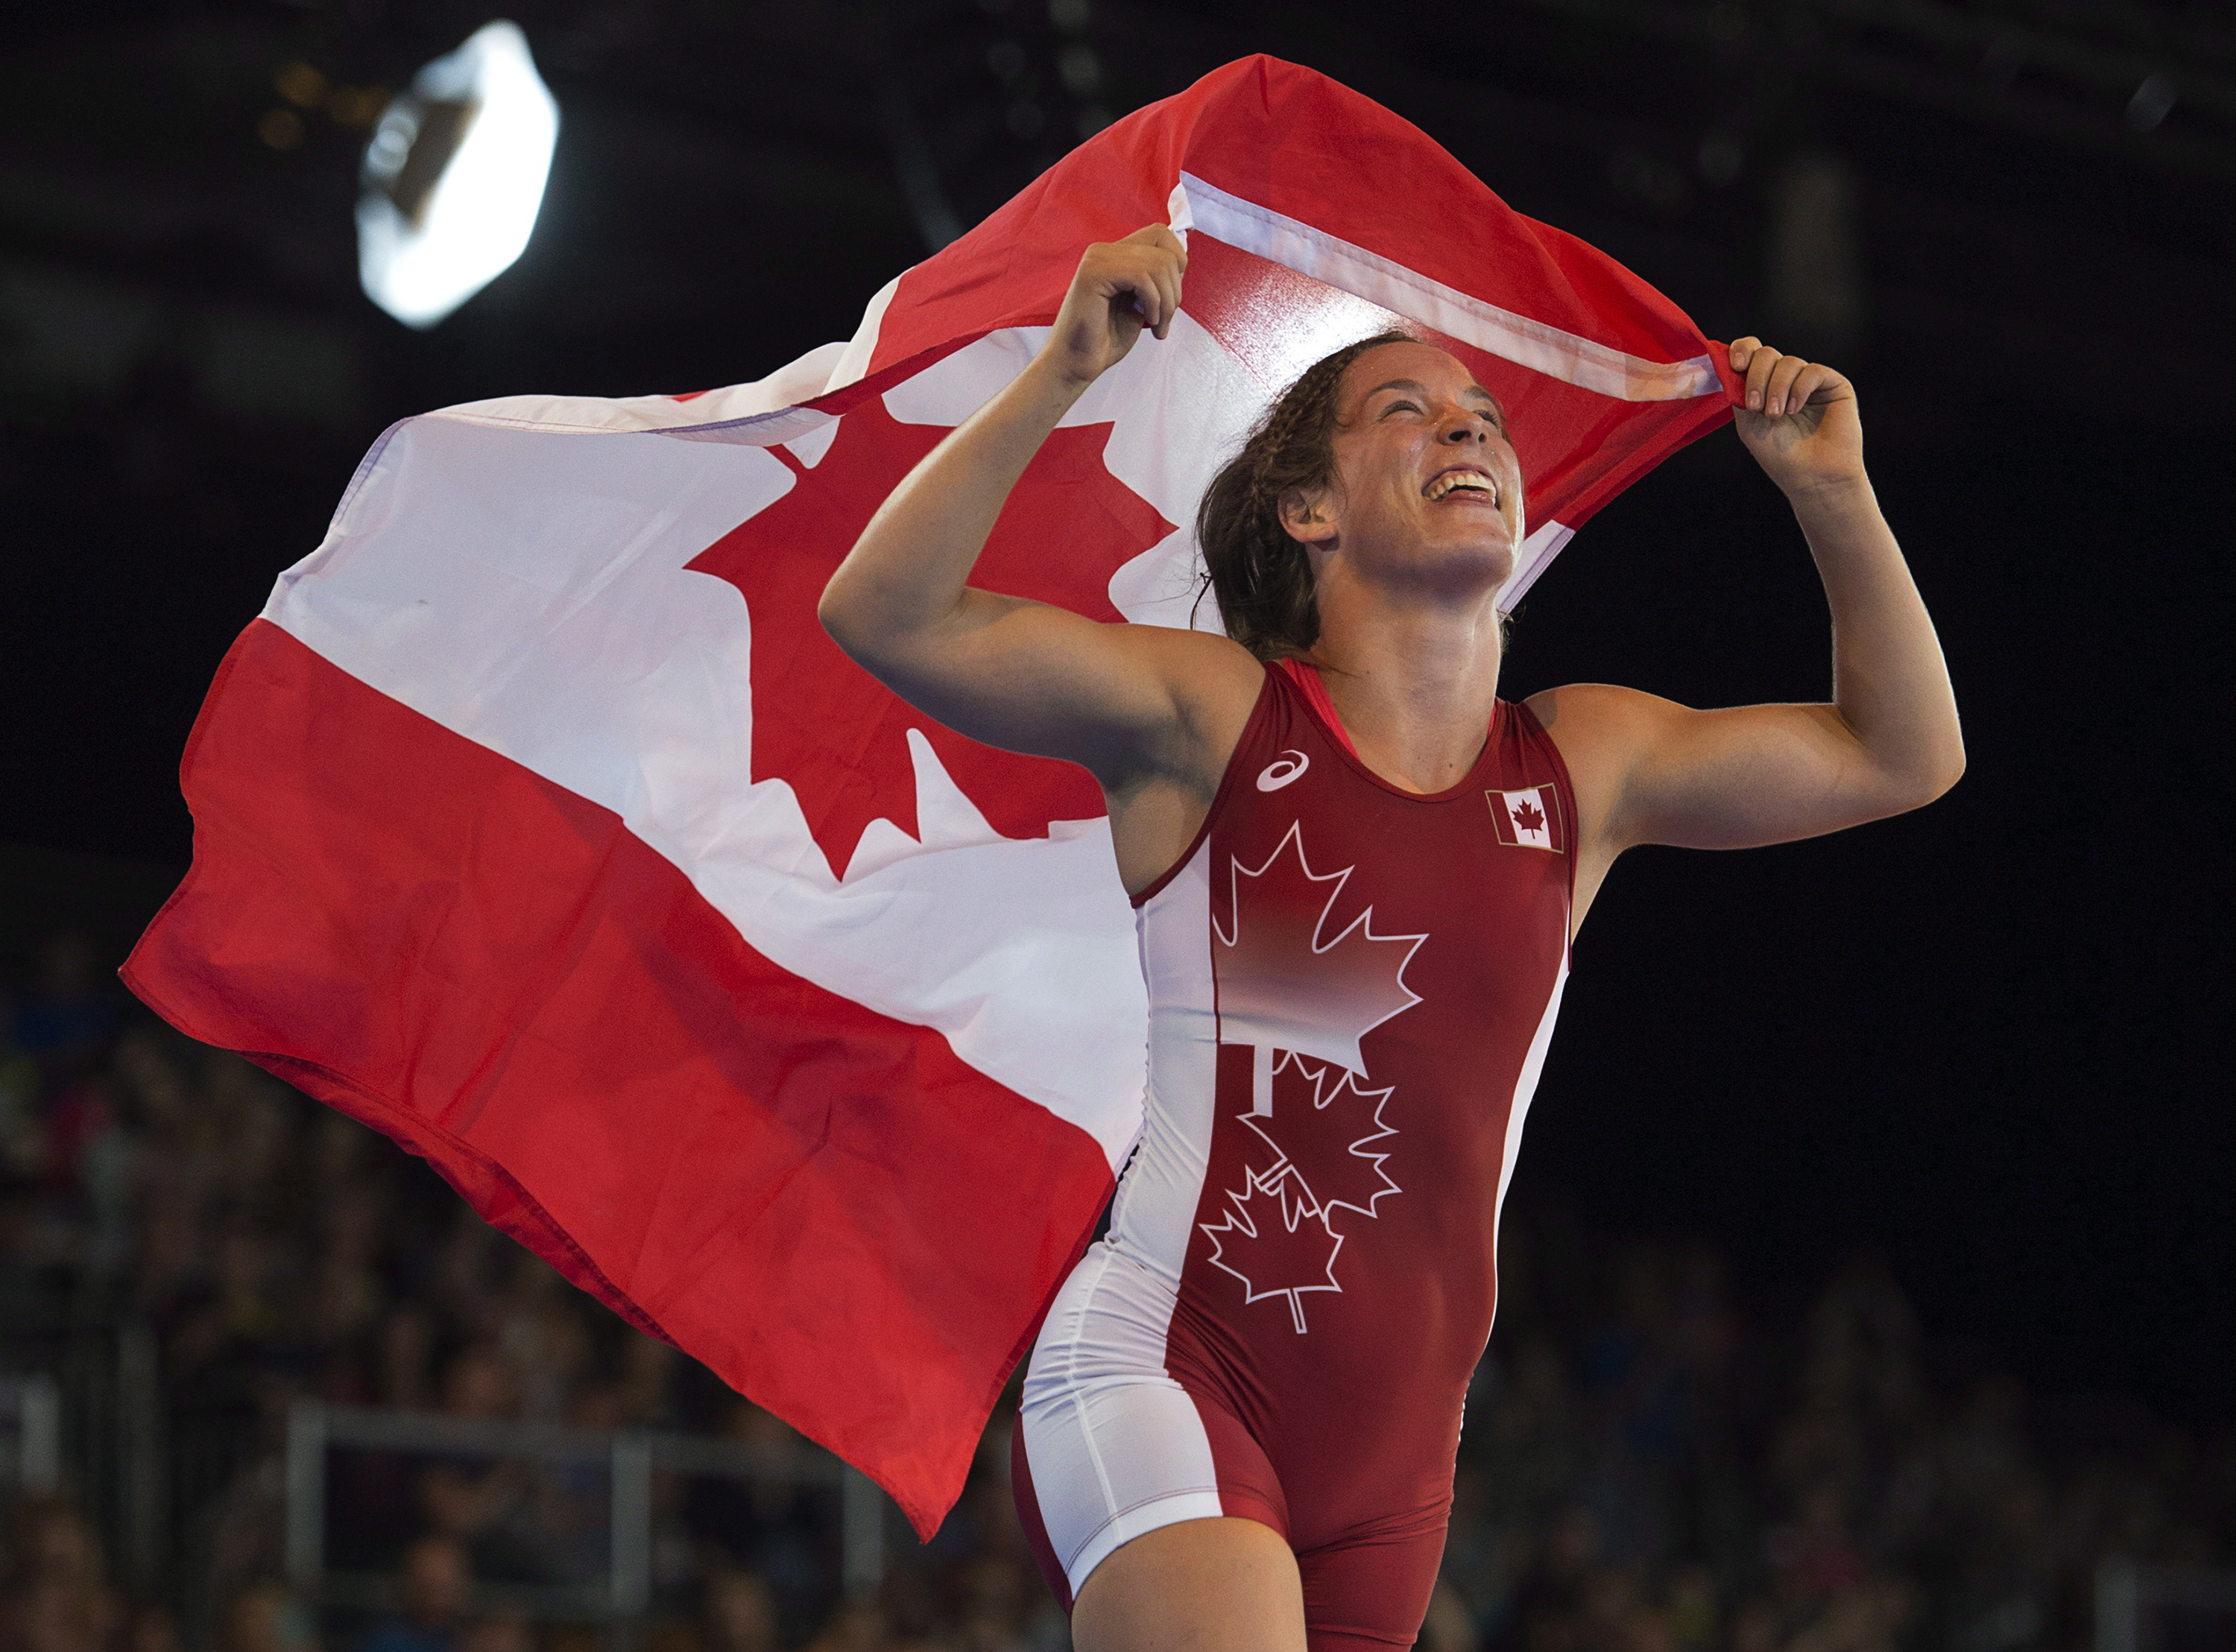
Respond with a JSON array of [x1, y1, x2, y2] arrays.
[[357, 21, 558, 329]]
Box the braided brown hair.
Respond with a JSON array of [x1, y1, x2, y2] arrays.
[[1194, 329, 1419, 660]]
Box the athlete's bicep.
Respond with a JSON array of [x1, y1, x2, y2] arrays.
[[846, 589, 1257, 784], [1531, 683, 1927, 854]]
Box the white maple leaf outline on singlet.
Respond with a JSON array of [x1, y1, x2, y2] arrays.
[[1242, 1054, 1402, 1223], [1202, 821, 1427, 1333], [1199, 1166, 1345, 1335]]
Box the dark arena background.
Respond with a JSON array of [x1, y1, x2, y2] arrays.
[[1, 3, 2231, 1651]]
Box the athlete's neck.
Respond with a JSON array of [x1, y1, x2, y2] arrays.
[[1304, 586, 1505, 794]]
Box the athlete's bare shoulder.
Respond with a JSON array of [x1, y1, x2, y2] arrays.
[[1523, 682, 1664, 768], [1128, 620, 1264, 702]]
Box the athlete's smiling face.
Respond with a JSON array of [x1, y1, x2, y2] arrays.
[[1281, 341, 1522, 601]]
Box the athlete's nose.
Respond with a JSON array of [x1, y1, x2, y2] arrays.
[[1438, 407, 1491, 443]]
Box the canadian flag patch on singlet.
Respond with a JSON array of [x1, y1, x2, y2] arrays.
[[1489, 785, 1567, 853]]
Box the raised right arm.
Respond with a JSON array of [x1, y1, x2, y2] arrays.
[[817, 227, 1259, 797]]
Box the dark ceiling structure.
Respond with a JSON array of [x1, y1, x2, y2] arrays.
[[0, 0, 2228, 1422], [4, 0, 2228, 414]]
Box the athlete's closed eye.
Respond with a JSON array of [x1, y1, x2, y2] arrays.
[[1365, 380, 1506, 431]]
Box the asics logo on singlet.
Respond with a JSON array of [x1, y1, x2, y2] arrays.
[[1255, 750, 1310, 792]]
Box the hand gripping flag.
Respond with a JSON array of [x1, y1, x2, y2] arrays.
[[124, 55, 1741, 1535]]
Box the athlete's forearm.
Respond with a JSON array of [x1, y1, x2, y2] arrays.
[[1790, 472, 1966, 800], [818, 358, 1087, 663]]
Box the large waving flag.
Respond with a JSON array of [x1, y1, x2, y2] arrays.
[[124, 56, 1740, 1534]]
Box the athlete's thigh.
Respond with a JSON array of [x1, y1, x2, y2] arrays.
[[1072, 1516, 1307, 1652]]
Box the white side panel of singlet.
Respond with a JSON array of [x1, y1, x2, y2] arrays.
[[1490, 963, 1570, 1285], [1020, 1249, 1224, 1594], [1019, 837, 1225, 1592], [1108, 840, 1222, 1285]]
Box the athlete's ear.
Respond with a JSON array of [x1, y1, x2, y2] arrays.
[[1278, 487, 1338, 547]]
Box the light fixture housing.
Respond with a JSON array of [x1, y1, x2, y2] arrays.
[[358, 21, 558, 329]]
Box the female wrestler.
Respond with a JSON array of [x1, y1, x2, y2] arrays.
[[818, 227, 1962, 1651]]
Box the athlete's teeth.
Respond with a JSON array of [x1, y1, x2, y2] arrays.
[[1427, 473, 1494, 502]]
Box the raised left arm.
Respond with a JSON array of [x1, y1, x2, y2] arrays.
[[1531, 339, 1965, 858]]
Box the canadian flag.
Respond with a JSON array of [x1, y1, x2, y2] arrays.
[[123, 57, 1736, 1533], [1491, 785, 1568, 853]]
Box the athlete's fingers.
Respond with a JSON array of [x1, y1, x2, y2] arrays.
[[1728, 335, 1762, 377], [1151, 258, 1181, 338], [1763, 352, 1810, 417], [1742, 344, 1775, 411], [1787, 360, 1850, 408], [1061, 232, 1189, 359], [1155, 238, 1186, 332], [1151, 259, 1178, 335], [1115, 258, 1166, 333], [1117, 243, 1181, 338], [1119, 223, 1185, 266], [1743, 343, 1787, 412]]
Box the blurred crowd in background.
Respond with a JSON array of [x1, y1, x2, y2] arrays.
[[3, 929, 2231, 1652]]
